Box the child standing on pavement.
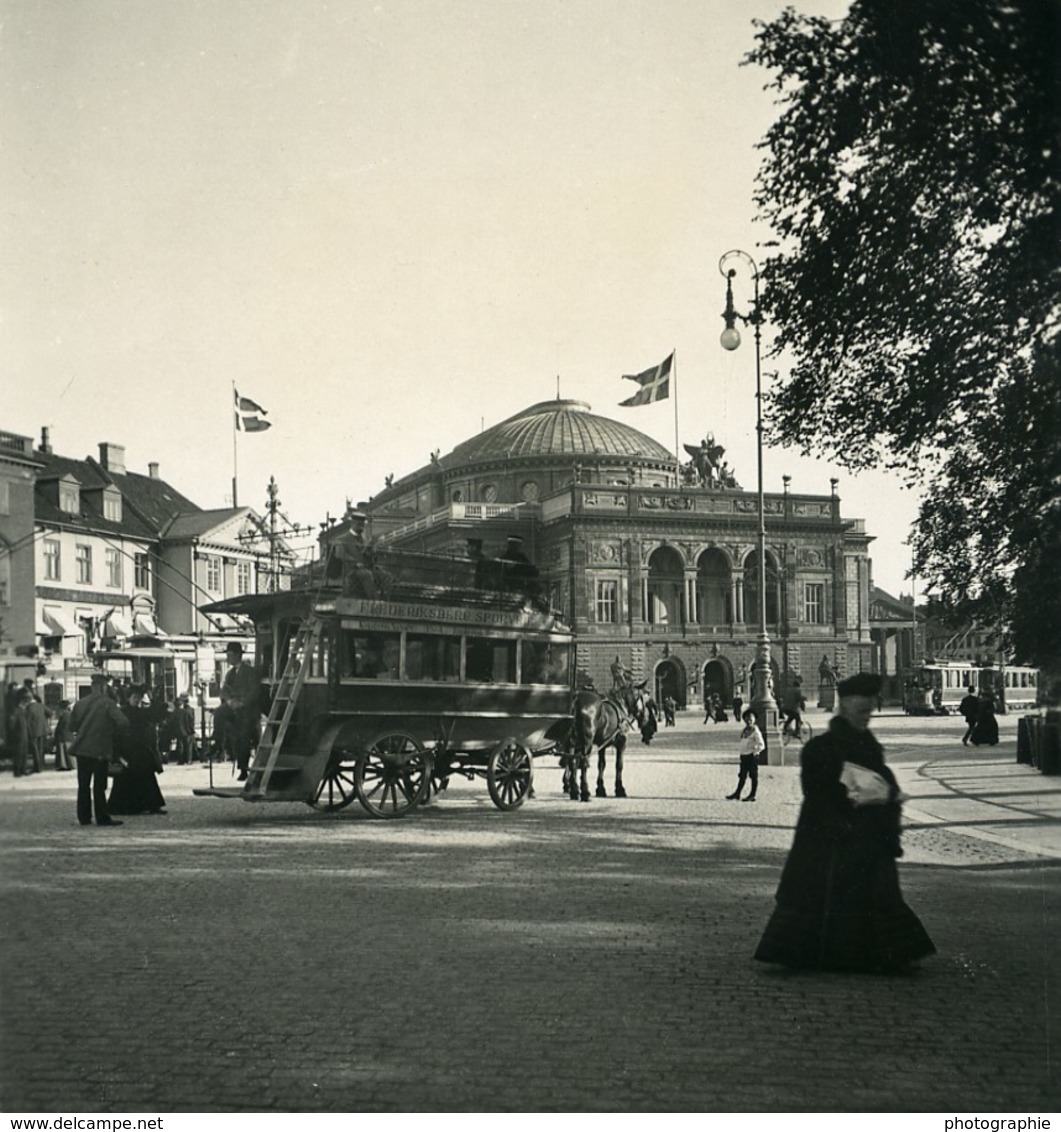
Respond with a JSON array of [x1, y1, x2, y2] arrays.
[[727, 709, 764, 802]]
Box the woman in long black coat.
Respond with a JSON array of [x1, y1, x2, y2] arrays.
[[970, 693, 1000, 747], [108, 686, 167, 815], [755, 672, 935, 974]]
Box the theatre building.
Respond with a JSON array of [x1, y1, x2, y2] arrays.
[[358, 398, 874, 709]]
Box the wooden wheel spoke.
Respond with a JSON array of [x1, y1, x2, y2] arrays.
[[355, 733, 429, 819], [308, 753, 359, 811]]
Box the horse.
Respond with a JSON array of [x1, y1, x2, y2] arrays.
[[561, 681, 647, 802]]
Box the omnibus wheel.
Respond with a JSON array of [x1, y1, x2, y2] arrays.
[[355, 732, 432, 819], [308, 750, 359, 811], [487, 737, 533, 811]]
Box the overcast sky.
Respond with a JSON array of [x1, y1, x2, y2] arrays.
[[2, 0, 920, 598]]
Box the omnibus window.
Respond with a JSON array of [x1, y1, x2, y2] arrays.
[[258, 631, 274, 684], [466, 637, 517, 684], [311, 624, 331, 679], [342, 630, 401, 679], [522, 640, 571, 685], [406, 633, 461, 682]]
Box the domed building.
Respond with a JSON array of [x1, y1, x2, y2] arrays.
[[360, 398, 874, 710]]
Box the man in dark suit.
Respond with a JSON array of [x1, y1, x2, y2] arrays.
[[219, 642, 261, 781], [68, 673, 128, 827], [959, 687, 979, 746], [23, 680, 47, 773], [174, 694, 197, 765]]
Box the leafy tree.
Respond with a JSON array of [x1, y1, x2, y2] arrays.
[[746, 0, 1061, 672]]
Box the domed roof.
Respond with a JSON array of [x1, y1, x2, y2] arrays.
[[443, 399, 674, 466]]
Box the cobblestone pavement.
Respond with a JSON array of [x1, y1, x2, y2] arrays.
[[0, 710, 1058, 1113]]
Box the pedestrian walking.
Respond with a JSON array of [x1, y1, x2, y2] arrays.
[[731, 684, 744, 724], [173, 694, 197, 765], [68, 673, 129, 828], [53, 700, 74, 770], [640, 696, 659, 744], [726, 709, 763, 801], [958, 686, 979, 746], [662, 694, 676, 727], [7, 687, 32, 777], [754, 671, 935, 973], [24, 681, 47, 774], [781, 677, 806, 741], [970, 692, 999, 747]]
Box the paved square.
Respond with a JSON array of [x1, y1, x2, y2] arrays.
[[1, 710, 1058, 1112]]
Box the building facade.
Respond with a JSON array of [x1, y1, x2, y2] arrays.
[[0, 427, 276, 718], [0, 431, 44, 691], [360, 399, 875, 708]]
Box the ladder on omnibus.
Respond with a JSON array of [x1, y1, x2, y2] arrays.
[[243, 616, 322, 798]]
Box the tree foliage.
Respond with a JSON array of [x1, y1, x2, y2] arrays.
[[747, 0, 1061, 670]]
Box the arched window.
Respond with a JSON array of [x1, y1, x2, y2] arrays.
[[696, 548, 731, 626], [743, 550, 781, 625], [645, 546, 684, 625]]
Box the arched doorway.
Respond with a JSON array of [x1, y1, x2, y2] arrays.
[[702, 658, 733, 708], [654, 657, 687, 709]]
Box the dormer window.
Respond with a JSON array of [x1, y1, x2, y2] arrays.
[[59, 477, 80, 515], [102, 487, 122, 522]]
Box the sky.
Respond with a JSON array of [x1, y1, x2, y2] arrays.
[[2, 0, 921, 598]]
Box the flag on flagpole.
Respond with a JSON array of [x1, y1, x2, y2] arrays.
[[619, 352, 673, 406], [234, 388, 272, 431]]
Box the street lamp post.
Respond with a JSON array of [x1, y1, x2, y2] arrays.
[[719, 249, 775, 763]]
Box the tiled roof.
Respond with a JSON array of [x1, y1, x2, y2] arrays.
[[114, 468, 202, 530], [33, 451, 202, 541], [164, 508, 248, 539]]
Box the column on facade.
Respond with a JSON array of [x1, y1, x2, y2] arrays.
[[732, 576, 744, 625], [685, 574, 698, 626]]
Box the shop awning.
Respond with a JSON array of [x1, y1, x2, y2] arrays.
[[42, 608, 82, 638], [36, 614, 51, 636], [133, 613, 166, 636], [101, 610, 134, 638]]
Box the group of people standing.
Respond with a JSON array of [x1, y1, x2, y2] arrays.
[[7, 639, 262, 828], [5, 679, 53, 776]]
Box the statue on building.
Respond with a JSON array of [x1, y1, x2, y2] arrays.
[[819, 654, 836, 684], [683, 433, 727, 487], [717, 460, 739, 489]]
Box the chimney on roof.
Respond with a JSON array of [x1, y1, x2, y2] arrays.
[[148, 462, 159, 479], [98, 442, 126, 475], [40, 427, 52, 455]]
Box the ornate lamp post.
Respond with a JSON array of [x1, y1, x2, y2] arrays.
[[719, 249, 774, 762]]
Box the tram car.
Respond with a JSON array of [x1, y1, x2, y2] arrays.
[[195, 538, 574, 817], [902, 661, 1039, 715]]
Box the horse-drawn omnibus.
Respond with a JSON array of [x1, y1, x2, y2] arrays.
[[195, 542, 574, 816]]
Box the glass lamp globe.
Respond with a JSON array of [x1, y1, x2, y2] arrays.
[[720, 326, 742, 351]]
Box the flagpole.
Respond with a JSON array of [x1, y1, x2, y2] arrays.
[[232, 381, 239, 507], [672, 348, 680, 485]]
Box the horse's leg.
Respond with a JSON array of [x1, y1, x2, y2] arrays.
[[595, 745, 608, 797], [614, 733, 627, 798], [567, 755, 581, 802], [580, 756, 592, 803]]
